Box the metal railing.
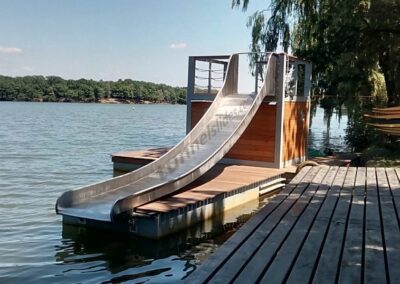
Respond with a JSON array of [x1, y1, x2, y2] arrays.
[[187, 55, 230, 97]]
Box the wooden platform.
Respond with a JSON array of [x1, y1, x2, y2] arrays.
[[126, 163, 293, 238], [136, 163, 289, 214], [186, 166, 400, 283], [109, 148, 301, 238], [112, 148, 353, 172], [112, 147, 170, 170]]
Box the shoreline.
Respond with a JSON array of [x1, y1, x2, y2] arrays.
[[0, 98, 185, 105]]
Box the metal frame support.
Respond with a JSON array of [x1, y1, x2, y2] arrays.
[[186, 55, 230, 134], [274, 54, 286, 169], [186, 56, 195, 133]]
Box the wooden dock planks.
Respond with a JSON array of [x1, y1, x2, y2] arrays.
[[337, 167, 365, 283], [364, 167, 386, 283], [312, 167, 356, 283], [258, 166, 338, 283], [286, 166, 347, 283], [137, 164, 288, 213], [186, 166, 400, 284], [233, 166, 329, 284], [377, 168, 400, 283], [186, 166, 313, 283]]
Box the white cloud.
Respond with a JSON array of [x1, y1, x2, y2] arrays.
[[0, 46, 22, 54], [169, 42, 187, 49], [21, 66, 33, 71]]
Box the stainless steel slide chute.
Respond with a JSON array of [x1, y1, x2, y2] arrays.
[[56, 53, 277, 222]]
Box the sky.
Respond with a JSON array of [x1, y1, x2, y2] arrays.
[[0, 0, 269, 87]]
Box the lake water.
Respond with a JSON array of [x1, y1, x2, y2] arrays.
[[309, 106, 349, 153], [0, 102, 347, 283]]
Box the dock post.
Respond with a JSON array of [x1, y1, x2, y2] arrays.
[[274, 54, 286, 169], [186, 56, 196, 133]]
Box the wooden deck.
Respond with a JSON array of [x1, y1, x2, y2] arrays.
[[110, 148, 300, 238], [112, 148, 296, 214], [186, 166, 400, 283], [112, 147, 170, 166], [112, 148, 354, 172], [136, 163, 290, 214]]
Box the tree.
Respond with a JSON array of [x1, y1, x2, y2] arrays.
[[0, 75, 187, 104], [233, 0, 400, 105]]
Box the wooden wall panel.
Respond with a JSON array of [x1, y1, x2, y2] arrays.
[[191, 102, 211, 129], [283, 101, 309, 162], [191, 101, 276, 163]]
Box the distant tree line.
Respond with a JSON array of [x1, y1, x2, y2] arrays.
[[0, 75, 187, 104]]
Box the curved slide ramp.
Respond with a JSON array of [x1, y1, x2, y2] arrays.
[[56, 53, 277, 222]]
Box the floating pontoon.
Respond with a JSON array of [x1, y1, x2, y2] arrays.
[[56, 53, 312, 237]]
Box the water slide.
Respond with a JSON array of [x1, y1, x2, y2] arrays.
[[56, 53, 277, 222]]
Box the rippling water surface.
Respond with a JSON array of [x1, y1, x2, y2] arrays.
[[0, 102, 192, 283], [0, 102, 347, 283], [309, 106, 349, 153]]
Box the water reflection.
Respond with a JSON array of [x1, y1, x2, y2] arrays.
[[309, 106, 349, 153], [54, 197, 261, 283], [56, 225, 193, 283]]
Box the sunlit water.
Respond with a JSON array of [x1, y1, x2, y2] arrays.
[[0, 102, 347, 283], [309, 106, 349, 153]]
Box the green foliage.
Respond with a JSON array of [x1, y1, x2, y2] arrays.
[[362, 142, 400, 167], [369, 69, 388, 106], [319, 97, 337, 110], [233, 0, 399, 104], [344, 98, 382, 152], [0, 75, 186, 104], [234, 0, 399, 153]]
